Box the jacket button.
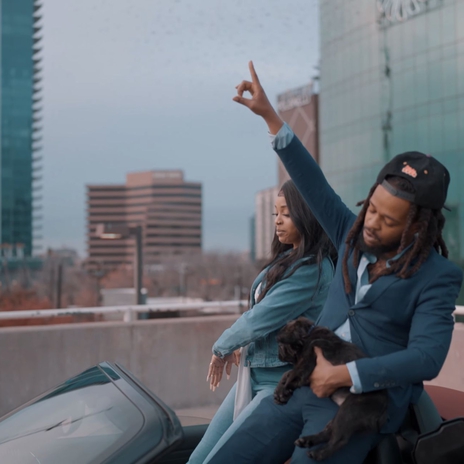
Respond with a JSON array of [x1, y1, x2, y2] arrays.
[[374, 382, 380, 388], [348, 310, 355, 316]]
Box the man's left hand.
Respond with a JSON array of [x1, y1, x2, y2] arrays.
[[309, 347, 353, 397]]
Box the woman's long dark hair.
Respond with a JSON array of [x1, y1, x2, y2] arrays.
[[257, 180, 337, 302]]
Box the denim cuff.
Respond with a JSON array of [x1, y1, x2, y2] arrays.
[[269, 122, 294, 150]]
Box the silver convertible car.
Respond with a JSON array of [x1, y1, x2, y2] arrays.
[[0, 362, 462, 464]]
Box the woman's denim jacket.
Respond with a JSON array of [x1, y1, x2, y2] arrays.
[[212, 256, 334, 368]]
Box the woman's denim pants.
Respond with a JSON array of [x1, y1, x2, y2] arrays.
[[187, 366, 289, 464]]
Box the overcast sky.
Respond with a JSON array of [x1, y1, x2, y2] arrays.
[[41, 0, 320, 256]]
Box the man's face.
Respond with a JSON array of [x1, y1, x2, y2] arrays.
[[359, 184, 412, 258]]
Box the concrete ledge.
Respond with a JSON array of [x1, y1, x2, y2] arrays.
[[0, 315, 239, 417], [426, 323, 464, 392], [1, 316, 462, 419]]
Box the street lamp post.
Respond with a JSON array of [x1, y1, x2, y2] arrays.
[[95, 223, 144, 306], [133, 225, 143, 305]]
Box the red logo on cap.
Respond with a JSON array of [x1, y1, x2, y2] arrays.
[[402, 165, 417, 178]]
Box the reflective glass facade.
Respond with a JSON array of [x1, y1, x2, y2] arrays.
[[320, 0, 464, 301], [0, 0, 41, 257]]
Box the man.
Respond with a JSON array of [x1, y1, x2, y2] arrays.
[[207, 62, 463, 464]]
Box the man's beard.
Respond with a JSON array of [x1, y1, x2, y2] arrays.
[[357, 229, 401, 258]]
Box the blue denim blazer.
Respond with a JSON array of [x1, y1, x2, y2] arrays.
[[212, 256, 334, 368]]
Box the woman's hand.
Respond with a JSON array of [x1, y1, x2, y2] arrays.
[[233, 61, 284, 135], [233, 349, 241, 366], [207, 352, 240, 391]]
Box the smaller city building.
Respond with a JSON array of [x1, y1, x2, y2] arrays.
[[277, 83, 319, 186], [86, 170, 202, 270]]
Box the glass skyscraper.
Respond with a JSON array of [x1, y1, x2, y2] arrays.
[[0, 0, 42, 258], [319, 0, 464, 301]]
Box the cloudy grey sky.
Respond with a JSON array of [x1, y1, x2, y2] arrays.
[[41, 0, 320, 256]]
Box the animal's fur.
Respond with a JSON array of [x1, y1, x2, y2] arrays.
[[275, 317, 388, 461]]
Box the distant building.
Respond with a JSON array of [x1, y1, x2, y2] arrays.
[[86, 170, 202, 269], [277, 83, 319, 186], [46, 247, 80, 267], [0, 0, 43, 257], [249, 215, 256, 262], [254, 186, 278, 262]]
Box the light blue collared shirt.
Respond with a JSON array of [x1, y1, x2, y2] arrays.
[[334, 253, 377, 393], [271, 123, 412, 393]]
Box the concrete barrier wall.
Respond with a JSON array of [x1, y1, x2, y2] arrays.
[[426, 323, 464, 391], [1, 316, 463, 419], [0, 315, 239, 417]]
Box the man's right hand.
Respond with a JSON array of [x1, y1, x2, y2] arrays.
[[233, 61, 284, 135]]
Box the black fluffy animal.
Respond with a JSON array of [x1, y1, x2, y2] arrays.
[[274, 317, 388, 461]]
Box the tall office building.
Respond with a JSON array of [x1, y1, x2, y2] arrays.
[[319, 0, 464, 301], [86, 170, 202, 269], [0, 0, 43, 259], [277, 83, 319, 186]]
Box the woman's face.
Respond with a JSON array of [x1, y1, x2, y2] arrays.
[[274, 194, 301, 248]]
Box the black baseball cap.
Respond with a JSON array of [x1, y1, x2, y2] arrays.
[[376, 151, 450, 211]]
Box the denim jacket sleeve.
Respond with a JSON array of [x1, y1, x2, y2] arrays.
[[212, 261, 329, 357]]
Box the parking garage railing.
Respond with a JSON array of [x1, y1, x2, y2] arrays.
[[0, 299, 248, 323], [0, 303, 463, 323]]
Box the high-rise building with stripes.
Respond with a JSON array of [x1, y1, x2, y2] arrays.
[[0, 0, 43, 260]]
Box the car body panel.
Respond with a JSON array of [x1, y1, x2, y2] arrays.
[[1, 362, 462, 464], [0, 362, 183, 464]]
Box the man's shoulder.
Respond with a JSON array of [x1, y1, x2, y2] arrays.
[[425, 250, 463, 279], [415, 252, 464, 297]]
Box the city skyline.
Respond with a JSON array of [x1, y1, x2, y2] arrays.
[[40, 0, 320, 257]]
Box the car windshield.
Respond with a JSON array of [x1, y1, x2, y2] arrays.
[[0, 367, 146, 464]]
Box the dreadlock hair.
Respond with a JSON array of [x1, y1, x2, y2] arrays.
[[342, 175, 449, 294], [257, 180, 337, 303]]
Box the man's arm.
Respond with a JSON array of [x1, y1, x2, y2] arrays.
[[355, 265, 463, 391], [233, 62, 355, 248], [275, 132, 355, 249]]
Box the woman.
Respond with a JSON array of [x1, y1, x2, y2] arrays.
[[187, 180, 336, 464]]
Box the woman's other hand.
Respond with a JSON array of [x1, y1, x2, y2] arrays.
[[207, 352, 239, 391], [232, 349, 241, 367], [233, 61, 283, 134]]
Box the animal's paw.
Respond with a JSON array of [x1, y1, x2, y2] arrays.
[[308, 449, 331, 462], [295, 436, 313, 448], [274, 392, 289, 404], [273, 389, 291, 405]]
